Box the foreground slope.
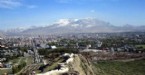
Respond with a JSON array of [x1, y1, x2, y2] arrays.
[[93, 60, 145, 75], [68, 54, 95, 75]]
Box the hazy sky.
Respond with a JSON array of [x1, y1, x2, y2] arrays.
[[0, 0, 145, 30]]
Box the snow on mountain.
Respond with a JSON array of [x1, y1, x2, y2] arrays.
[[19, 18, 118, 35], [4, 18, 145, 36], [56, 19, 71, 26]]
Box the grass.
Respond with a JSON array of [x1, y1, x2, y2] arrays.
[[25, 56, 33, 65], [44, 59, 63, 72], [0, 68, 12, 75], [94, 60, 145, 75], [0, 57, 23, 74], [35, 56, 63, 73], [8, 57, 26, 65], [11, 58, 19, 64], [0, 57, 30, 75], [135, 45, 145, 49]]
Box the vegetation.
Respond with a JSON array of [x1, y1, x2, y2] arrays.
[[38, 48, 78, 56], [94, 60, 145, 75], [135, 45, 145, 49], [44, 59, 63, 72], [12, 61, 26, 74], [19, 47, 28, 52], [37, 56, 64, 73], [0, 68, 12, 75]]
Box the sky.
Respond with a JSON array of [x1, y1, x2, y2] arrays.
[[0, 0, 145, 30]]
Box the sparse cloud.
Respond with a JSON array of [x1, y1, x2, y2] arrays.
[[56, 0, 122, 3], [0, 0, 37, 9], [0, 0, 22, 9]]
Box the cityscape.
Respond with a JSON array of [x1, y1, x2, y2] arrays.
[[0, 0, 145, 75]]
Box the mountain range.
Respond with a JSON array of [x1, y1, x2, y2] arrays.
[[1, 18, 145, 36]]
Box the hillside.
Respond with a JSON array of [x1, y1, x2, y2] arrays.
[[68, 54, 145, 75], [67, 54, 95, 75], [93, 60, 145, 75]]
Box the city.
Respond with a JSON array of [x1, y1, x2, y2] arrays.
[[0, 0, 145, 75], [0, 32, 145, 75]]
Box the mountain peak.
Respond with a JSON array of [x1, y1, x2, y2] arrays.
[[3, 18, 145, 36], [55, 19, 72, 26], [54, 18, 110, 28]]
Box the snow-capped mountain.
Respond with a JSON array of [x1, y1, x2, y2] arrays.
[[4, 18, 145, 36], [21, 18, 117, 35], [5, 27, 27, 36]]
